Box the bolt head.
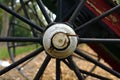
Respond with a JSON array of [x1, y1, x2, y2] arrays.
[[52, 32, 70, 50]]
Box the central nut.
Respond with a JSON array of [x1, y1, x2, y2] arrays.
[[52, 32, 70, 50]]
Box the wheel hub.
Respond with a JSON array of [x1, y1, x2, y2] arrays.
[[43, 23, 78, 58], [52, 32, 70, 50]]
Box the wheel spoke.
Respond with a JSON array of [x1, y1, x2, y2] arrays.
[[56, 59, 61, 80], [10, 22, 41, 35], [78, 38, 120, 43], [57, 2, 79, 22], [75, 4, 120, 31], [11, 22, 32, 32], [0, 37, 42, 43], [68, 0, 87, 23], [8, 43, 38, 48], [20, 0, 30, 19], [67, 56, 84, 80], [0, 3, 44, 32], [0, 47, 44, 75], [34, 55, 51, 80], [55, 0, 63, 22], [36, 0, 52, 24], [20, 0, 38, 37], [73, 51, 101, 78], [16, 67, 30, 80], [17, 0, 32, 12], [26, 2, 45, 27], [79, 69, 111, 80], [9, 43, 16, 61], [19, 57, 34, 68], [63, 60, 110, 80], [75, 48, 120, 78]]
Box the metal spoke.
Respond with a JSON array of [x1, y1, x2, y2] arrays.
[[36, 0, 52, 24], [10, 22, 41, 35], [34, 55, 51, 80], [20, 0, 30, 19], [20, 0, 38, 37], [26, 2, 45, 27], [67, 56, 84, 80], [75, 4, 120, 31], [16, 0, 32, 12], [10, 22, 32, 32], [8, 43, 38, 48], [73, 53, 101, 79], [68, 0, 87, 23], [0, 47, 44, 75], [8, 44, 16, 61], [16, 67, 30, 80], [55, 0, 63, 22], [75, 48, 120, 78], [62, 59, 110, 80], [14, 58, 34, 80], [78, 38, 120, 43], [79, 68, 111, 80], [0, 37, 42, 43], [56, 59, 61, 80], [55, 2, 78, 22], [0, 3, 44, 32], [19, 57, 34, 68]]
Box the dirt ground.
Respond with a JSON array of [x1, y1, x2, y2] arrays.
[[0, 44, 120, 80]]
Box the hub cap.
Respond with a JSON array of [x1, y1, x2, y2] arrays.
[[43, 23, 78, 58]]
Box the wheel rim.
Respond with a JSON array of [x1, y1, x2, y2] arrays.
[[0, 0, 120, 80]]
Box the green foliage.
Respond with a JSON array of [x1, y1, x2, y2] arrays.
[[0, 47, 9, 59], [12, 19, 32, 37], [114, 0, 120, 4], [0, 45, 38, 59], [0, 0, 46, 36], [0, 9, 3, 33], [0, 0, 10, 5]]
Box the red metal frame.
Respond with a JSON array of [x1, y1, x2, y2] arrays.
[[85, 0, 120, 72], [85, 0, 120, 36]]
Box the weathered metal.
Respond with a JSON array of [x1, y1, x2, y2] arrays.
[[43, 23, 78, 58]]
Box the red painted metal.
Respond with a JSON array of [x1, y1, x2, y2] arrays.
[[85, 0, 120, 72], [85, 0, 120, 36]]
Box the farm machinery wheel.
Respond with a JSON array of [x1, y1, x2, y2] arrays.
[[7, 0, 46, 79], [0, 0, 120, 80]]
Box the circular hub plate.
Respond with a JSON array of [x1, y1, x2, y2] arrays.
[[43, 23, 78, 58]]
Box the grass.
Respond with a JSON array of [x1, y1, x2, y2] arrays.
[[0, 47, 9, 59], [0, 44, 39, 59]]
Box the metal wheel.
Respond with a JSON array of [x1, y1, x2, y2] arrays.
[[6, 0, 100, 79], [0, 0, 120, 80], [7, 0, 45, 79]]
